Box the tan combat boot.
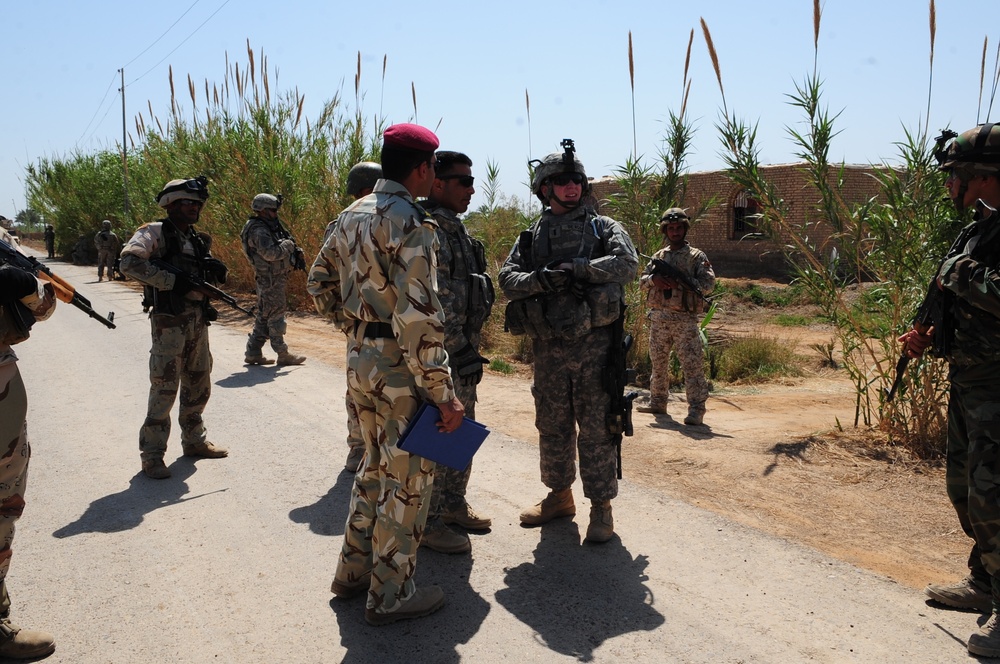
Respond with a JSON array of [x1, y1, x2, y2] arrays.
[[141, 458, 171, 480], [585, 500, 614, 543], [277, 351, 306, 366], [364, 585, 445, 626], [684, 408, 705, 426], [420, 520, 471, 554], [519, 488, 575, 526], [183, 441, 229, 459], [0, 620, 55, 660], [245, 354, 275, 365]]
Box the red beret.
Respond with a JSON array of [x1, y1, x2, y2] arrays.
[[383, 123, 439, 151]]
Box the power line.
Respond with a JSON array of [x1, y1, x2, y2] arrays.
[[122, 0, 201, 70], [76, 72, 119, 146]]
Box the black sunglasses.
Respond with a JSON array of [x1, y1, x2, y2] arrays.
[[437, 174, 475, 187], [550, 173, 585, 186]]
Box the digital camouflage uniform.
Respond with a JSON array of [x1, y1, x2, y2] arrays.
[[639, 242, 715, 417], [308, 178, 456, 614], [241, 214, 298, 357], [499, 204, 638, 502], [120, 221, 217, 463], [934, 203, 1000, 606], [423, 201, 494, 518], [94, 223, 119, 281]]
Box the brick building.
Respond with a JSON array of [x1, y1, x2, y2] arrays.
[[590, 163, 885, 280]]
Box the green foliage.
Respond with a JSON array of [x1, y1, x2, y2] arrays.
[[489, 358, 515, 375], [714, 334, 801, 383]]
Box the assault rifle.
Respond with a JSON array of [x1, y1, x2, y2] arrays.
[[151, 259, 255, 318], [606, 304, 638, 479], [271, 195, 306, 271], [0, 236, 116, 329], [641, 253, 712, 304]]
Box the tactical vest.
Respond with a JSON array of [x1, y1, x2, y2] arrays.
[[142, 220, 212, 317], [945, 212, 1000, 366], [505, 208, 624, 340], [441, 225, 495, 333]]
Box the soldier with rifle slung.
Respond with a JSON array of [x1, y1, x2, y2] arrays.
[[637, 208, 715, 425], [499, 139, 638, 544], [119, 176, 231, 479], [899, 124, 1000, 659]]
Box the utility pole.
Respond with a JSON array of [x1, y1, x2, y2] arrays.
[[119, 68, 130, 221]]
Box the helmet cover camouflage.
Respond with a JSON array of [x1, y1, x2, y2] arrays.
[[659, 207, 690, 232], [251, 193, 281, 212], [346, 161, 382, 197], [530, 151, 589, 203], [156, 176, 210, 208], [101, 219, 112, 229], [936, 123, 1000, 176]]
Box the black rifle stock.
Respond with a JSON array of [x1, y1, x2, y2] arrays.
[[641, 253, 712, 303], [151, 259, 255, 318], [606, 305, 638, 479], [0, 237, 116, 329]]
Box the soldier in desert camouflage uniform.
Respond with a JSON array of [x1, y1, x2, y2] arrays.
[[241, 193, 306, 367], [0, 225, 57, 659], [94, 220, 119, 282], [308, 161, 382, 473], [499, 141, 638, 544], [309, 124, 464, 626], [119, 177, 230, 480], [902, 124, 1000, 658], [637, 208, 715, 425], [419, 151, 494, 554]]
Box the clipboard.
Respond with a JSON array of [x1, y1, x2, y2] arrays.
[[396, 402, 490, 471]]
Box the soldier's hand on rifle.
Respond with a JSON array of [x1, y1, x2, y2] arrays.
[[537, 266, 571, 292], [204, 257, 228, 284], [652, 275, 676, 290], [436, 397, 466, 433], [898, 327, 934, 359]]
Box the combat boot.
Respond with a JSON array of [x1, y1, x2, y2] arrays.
[[0, 619, 55, 660], [141, 458, 171, 480], [277, 351, 306, 366], [245, 354, 275, 365], [441, 503, 492, 530], [637, 402, 666, 414], [519, 488, 575, 526], [330, 571, 372, 600], [969, 612, 1000, 657], [364, 585, 445, 626], [684, 408, 705, 426], [420, 520, 471, 554], [585, 500, 614, 543], [925, 576, 993, 613], [344, 446, 365, 473], [183, 441, 229, 459]]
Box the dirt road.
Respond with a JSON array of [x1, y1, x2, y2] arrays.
[[8, 259, 982, 662]]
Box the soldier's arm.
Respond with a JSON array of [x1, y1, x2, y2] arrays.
[[249, 223, 292, 263], [498, 232, 549, 300], [938, 253, 1000, 319], [572, 217, 639, 285], [693, 250, 716, 294], [434, 227, 472, 352], [306, 237, 351, 333], [119, 226, 176, 290]]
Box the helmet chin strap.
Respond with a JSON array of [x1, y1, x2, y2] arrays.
[[545, 183, 581, 211], [952, 179, 970, 214]]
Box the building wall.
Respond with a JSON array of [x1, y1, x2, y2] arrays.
[[590, 163, 884, 280]]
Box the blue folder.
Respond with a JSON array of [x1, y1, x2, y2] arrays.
[[396, 402, 490, 471]]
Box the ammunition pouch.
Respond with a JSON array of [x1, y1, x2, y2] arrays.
[[585, 282, 624, 328], [504, 291, 591, 340]]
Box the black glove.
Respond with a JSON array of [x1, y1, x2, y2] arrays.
[[537, 267, 571, 292], [204, 257, 228, 284], [451, 343, 490, 386], [292, 247, 306, 271], [0, 266, 39, 301], [171, 271, 195, 295]]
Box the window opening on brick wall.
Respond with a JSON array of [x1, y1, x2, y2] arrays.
[[733, 190, 762, 239]]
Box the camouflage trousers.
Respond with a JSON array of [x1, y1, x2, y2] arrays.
[[140, 308, 212, 462], [0, 363, 30, 618], [343, 337, 364, 455], [531, 326, 617, 502], [246, 272, 289, 355], [429, 380, 477, 518], [945, 362, 1000, 602], [96, 249, 114, 279], [335, 336, 435, 614], [647, 311, 709, 413]]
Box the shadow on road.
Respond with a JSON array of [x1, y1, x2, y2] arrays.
[[51, 458, 224, 537], [288, 470, 355, 536], [330, 548, 490, 664], [646, 416, 733, 441], [495, 520, 665, 661]]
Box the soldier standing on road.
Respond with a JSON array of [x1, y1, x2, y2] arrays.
[[119, 177, 230, 480], [241, 193, 306, 367], [308, 161, 381, 474], [94, 220, 119, 282], [0, 225, 58, 660], [498, 140, 638, 544], [310, 124, 464, 626], [900, 123, 1000, 658], [637, 208, 715, 425], [43, 224, 55, 259], [419, 151, 494, 554]]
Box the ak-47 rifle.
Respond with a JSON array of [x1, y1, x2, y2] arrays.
[[640, 253, 712, 304], [0, 236, 116, 329], [606, 303, 638, 479], [151, 259, 255, 318]]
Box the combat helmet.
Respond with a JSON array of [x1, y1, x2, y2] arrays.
[[530, 138, 590, 205], [346, 161, 382, 198], [156, 176, 209, 208], [101, 219, 112, 230], [659, 207, 690, 232], [251, 193, 282, 212], [935, 123, 1000, 177]]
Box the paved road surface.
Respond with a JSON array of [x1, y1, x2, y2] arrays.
[[7, 258, 983, 662]]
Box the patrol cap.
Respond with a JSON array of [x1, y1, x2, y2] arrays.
[[156, 176, 210, 208], [251, 193, 281, 211], [383, 123, 439, 152]]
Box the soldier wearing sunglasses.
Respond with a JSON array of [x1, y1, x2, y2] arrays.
[[419, 151, 495, 554], [499, 141, 638, 544]]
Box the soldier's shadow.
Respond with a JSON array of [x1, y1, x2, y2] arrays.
[[646, 416, 732, 441], [215, 366, 286, 388], [331, 548, 490, 664], [288, 470, 355, 536], [495, 521, 664, 662], [52, 458, 222, 537]]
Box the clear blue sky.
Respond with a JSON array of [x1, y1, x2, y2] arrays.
[[1, 0, 996, 219]]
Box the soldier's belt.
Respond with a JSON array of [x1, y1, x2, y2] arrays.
[[354, 320, 393, 339]]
